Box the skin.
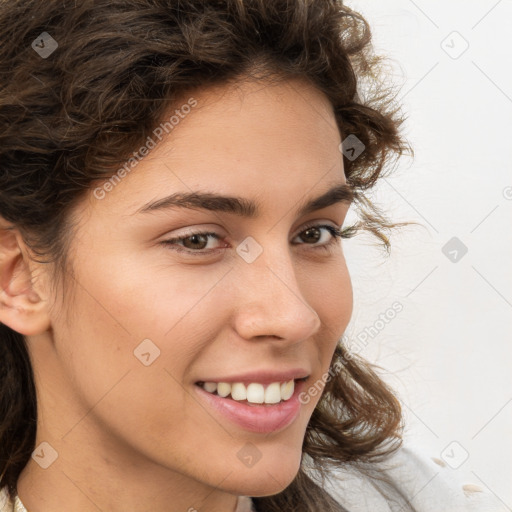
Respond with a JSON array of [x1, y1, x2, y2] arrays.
[[0, 77, 353, 512]]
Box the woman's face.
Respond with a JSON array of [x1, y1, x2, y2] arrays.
[[27, 78, 353, 502]]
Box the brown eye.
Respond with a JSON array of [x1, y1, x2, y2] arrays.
[[181, 233, 210, 250], [161, 231, 224, 255], [293, 224, 342, 248], [300, 226, 322, 244]]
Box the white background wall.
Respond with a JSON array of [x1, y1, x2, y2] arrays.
[[342, 0, 512, 507]]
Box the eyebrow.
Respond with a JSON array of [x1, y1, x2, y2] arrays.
[[135, 183, 355, 218]]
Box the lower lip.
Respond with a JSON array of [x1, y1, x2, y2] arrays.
[[193, 379, 306, 434]]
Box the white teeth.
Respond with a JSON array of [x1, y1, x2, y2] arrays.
[[281, 380, 294, 400], [200, 379, 296, 404], [264, 382, 281, 404], [203, 382, 217, 393], [217, 382, 231, 398], [231, 382, 247, 401], [246, 383, 265, 404]]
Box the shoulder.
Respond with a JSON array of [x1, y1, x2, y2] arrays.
[[309, 441, 508, 512], [0, 487, 25, 512], [0, 486, 13, 512]]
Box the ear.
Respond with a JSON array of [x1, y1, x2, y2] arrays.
[[0, 219, 51, 336]]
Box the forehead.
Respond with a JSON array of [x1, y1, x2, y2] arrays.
[[85, 78, 345, 218], [164, 77, 340, 157]]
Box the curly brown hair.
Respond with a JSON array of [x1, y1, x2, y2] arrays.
[[0, 0, 412, 510]]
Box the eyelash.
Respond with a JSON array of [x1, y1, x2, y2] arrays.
[[160, 223, 356, 257]]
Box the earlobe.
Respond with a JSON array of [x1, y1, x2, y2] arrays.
[[0, 222, 51, 336]]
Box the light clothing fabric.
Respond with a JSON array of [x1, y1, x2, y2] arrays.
[[236, 495, 256, 512], [316, 441, 508, 511], [0, 442, 506, 511]]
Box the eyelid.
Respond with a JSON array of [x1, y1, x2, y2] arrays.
[[160, 224, 227, 240], [160, 219, 351, 257], [296, 219, 341, 235], [162, 219, 342, 243]]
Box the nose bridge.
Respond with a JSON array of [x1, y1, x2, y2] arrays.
[[232, 238, 321, 343]]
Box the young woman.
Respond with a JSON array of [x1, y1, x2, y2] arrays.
[[0, 1, 502, 511]]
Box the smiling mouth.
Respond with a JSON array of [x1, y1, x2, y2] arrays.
[[195, 377, 308, 405]]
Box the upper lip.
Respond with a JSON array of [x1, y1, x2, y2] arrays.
[[196, 368, 310, 385]]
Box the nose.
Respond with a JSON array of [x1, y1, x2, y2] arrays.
[[231, 243, 321, 345]]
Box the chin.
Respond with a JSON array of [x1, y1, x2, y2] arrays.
[[220, 448, 302, 497]]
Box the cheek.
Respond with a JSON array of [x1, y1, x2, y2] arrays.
[[68, 239, 230, 339], [300, 255, 353, 338], [320, 263, 353, 326], [299, 257, 352, 390], [50, 266, 215, 463], [56, 247, 233, 392]]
